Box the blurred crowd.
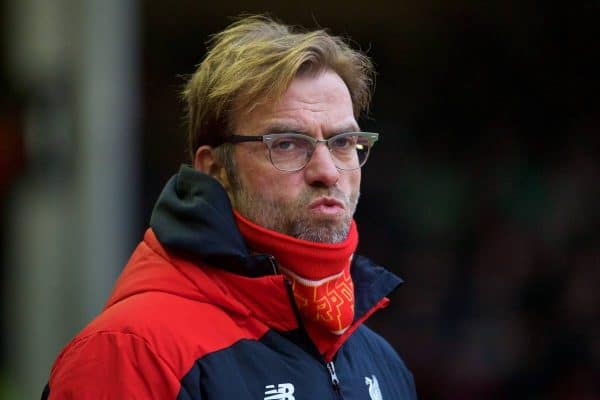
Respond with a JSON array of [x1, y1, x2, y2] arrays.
[[358, 6, 600, 397], [363, 124, 599, 399]]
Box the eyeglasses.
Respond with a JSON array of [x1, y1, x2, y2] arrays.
[[222, 132, 379, 172]]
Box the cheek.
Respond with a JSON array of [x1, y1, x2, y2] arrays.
[[236, 159, 299, 200], [234, 148, 270, 188], [244, 170, 307, 204], [341, 170, 361, 194]]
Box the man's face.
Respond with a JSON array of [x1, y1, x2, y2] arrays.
[[226, 70, 361, 243]]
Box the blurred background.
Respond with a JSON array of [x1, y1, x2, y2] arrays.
[[1, 1, 599, 399]]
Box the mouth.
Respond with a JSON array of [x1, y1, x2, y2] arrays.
[[308, 197, 346, 216]]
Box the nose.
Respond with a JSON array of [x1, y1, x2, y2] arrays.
[[303, 143, 340, 187]]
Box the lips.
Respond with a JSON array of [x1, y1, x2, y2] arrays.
[[309, 197, 345, 215]]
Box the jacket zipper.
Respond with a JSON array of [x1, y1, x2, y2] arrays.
[[281, 267, 343, 399], [326, 361, 343, 399], [267, 255, 278, 274]]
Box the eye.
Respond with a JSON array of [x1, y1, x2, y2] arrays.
[[273, 138, 297, 151], [331, 135, 356, 149]]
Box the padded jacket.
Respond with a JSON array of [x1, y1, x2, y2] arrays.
[[43, 165, 417, 399]]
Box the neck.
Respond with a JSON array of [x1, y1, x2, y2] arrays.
[[233, 210, 358, 279]]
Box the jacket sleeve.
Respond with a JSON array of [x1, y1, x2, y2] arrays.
[[47, 331, 186, 399]]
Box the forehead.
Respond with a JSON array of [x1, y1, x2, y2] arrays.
[[233, 70, 358, 134]]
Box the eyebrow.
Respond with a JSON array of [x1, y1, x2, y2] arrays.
[[263, 123, 304, 134], [262, 122, 361, 136]]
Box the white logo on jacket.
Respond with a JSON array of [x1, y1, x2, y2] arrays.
[[264, 383, 295, 400], [365, 375, 383, 400]]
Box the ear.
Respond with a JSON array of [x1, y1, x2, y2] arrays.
[[193, 145, 232, 193]]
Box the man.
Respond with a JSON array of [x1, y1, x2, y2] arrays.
[[42, 15, 417, 399]]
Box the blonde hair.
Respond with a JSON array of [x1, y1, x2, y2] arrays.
[[182, 14, 375, 160]]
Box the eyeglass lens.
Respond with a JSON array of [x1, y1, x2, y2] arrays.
[[268, 133, 371, 171]]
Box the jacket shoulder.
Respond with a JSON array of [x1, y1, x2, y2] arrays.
[[350, 325, 411, 369], [91, 291, 266, 371], [48, 328, 180, 399], [343, 325, 417, 399], [48, 291, 268, 399]]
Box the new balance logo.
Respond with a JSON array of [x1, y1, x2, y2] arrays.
[[264, 383, 295, 400]]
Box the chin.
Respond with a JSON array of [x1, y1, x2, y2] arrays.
[[291, 220, 350, 243]]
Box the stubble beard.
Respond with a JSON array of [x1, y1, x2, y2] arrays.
[[230, 176, 359, 244]]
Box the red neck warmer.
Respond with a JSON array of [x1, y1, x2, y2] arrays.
[[234, 211, 359, 354]]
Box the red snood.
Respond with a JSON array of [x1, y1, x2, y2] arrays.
[[234, 211, 358, 341]]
